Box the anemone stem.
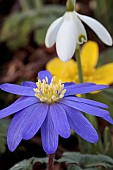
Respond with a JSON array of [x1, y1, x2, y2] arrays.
[[48, 154, 54, 170]]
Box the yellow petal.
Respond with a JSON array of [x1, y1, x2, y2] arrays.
[[81, 41, 99, 73], [46, 57, 78, 82], [92, 63, 113, 85]]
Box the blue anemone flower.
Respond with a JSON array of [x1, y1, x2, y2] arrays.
[[0, 70, 113, 154]]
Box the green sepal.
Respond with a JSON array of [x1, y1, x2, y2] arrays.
[[66, 0, 76, 11]]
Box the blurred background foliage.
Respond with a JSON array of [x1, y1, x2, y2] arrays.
[[0, 0, 113, 169], [0, 0, 65, 50], [94, 0, 113, 35]]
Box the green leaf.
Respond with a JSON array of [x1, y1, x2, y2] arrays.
[[9, 157, 48, 170], [0, 119, 10, 154], [7, 37, 29, 50], [103, 127, 113, 157], [97, 48, 113, 67], [94, 0, 113, 34], [103, 88, 113, 103], [58, 152, 113, 169], [77, 137, 104, 155], [68, 165, 83, 170], [85, 114, 98, 130], [68, 165, 99, 170], [10, 153, 113, 170], [9, 158, 34, 170], [19, 0, 31, 11], [77, 136, 95, 154], [86, 92, 113, 118], [33, 0, 43, 9], [19, 0, 44, 11], [34, 28, 47, 45]]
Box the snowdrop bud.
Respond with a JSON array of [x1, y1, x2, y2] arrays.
[[66, 0, 76, 11]]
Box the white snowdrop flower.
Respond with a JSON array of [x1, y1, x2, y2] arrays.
[[45, 11, 112, 62]]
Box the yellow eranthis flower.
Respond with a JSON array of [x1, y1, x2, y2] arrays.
[[46, 41, 113, 85], [81, 41, 99, 75], [46, 58, 78, 82]]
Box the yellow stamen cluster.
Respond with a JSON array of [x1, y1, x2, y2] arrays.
[[34, 76, 66, 103]]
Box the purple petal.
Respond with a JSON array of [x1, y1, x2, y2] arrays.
[[77, 13, 112, 46], [59, 98, 113, 124], [0, 97, 39, 118], [50, 104, 70, 138], [38, 70, 52, 84], [7, 104, 37, 151], [0, 83, 35, 96], [64, 82, 75, 87], [64, 83, 109, 96], [102, 115, 113, 124], [65, 96, 108, 108], [14, 96, 28, 103], [61, 105, 98, 143], [21, 81, 36, 88], [23, 103, 48, 140], [41, 110, 58, 154]]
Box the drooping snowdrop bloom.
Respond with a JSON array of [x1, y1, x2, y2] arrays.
[[0, 70, 113, 154], [45, 11, 112, 62]]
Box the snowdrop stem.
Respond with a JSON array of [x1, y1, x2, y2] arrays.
[[75, 46, 99, 141], [66, 0, 76, 11], [48, 154, 54, 170], [75, 45, 86, 98], [75, 45, 84, 83]]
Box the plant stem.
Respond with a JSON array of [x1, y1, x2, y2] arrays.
[[48, 154, 54, 170], [75, 45, 84, 83], [75, 45, 86, 98], [66, 0, 76, 11], [75, 45, 98, 126]]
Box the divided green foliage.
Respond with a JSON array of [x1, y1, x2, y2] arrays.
[[58, 152, 113, 170], [0, 0, 65, 50], [9, 157, 48, 170], [9, 152, 113, 170], [9, 158, 33, 170], [0, 119, 10, 154]]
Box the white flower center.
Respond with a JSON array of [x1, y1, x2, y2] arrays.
[[34, 76, 66, 103]]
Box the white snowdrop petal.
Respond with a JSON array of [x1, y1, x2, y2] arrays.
[[73, 12, 87, 44], [45, 17, 63, 48], [77, 13, 113, 46], [56, 12, 77, 62]]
